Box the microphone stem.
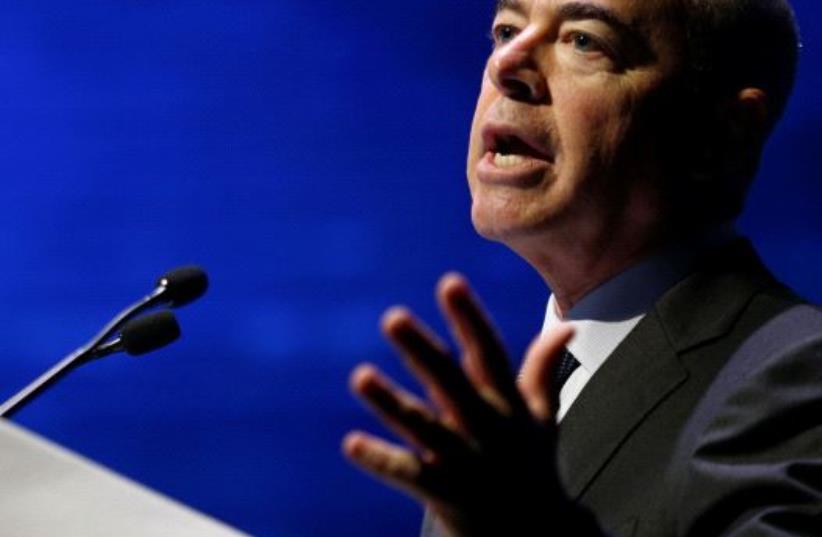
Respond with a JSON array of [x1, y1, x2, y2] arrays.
[[0, 350, 87, 418], [0, 286, 166, 419]]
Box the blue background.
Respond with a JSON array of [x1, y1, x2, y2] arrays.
[[0, 2, 819, 536]]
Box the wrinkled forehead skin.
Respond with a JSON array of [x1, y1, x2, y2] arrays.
[[495, 0, 684, 24]]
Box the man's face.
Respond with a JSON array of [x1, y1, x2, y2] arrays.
[[467, 0, 687, 249]]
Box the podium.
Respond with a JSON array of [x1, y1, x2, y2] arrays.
[[0, 419, 249, 536]]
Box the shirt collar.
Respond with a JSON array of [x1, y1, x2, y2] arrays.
[[543, 293, 645, 377], [542, 224, 737, 376]]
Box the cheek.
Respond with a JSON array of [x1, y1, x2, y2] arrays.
[[467, 74, 496, 173], [553, 78, 635, 168]]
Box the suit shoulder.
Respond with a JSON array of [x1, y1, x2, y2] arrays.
[[672, 305, 822, 536]]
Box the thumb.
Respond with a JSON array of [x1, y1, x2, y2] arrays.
[[517, 324, 574, 422]]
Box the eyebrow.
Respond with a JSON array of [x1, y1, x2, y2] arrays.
[[557, 2, 653, 63], [495, 1, 633, 35], [555, 2, 634, 35], [494, 1, 652, 62], [495, 0, 524, 14]]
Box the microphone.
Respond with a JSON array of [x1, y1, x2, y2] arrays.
[[154, 266, 209, 309], [120, 310, 182, 355], [0, 267, 208, 418], [91, 311, 181, 358]]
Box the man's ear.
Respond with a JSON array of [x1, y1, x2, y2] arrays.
[[711, 87, 770, 182], [688, 88, 768, 179], [730, 87, 769, 142], [683, 88, 769, 221]]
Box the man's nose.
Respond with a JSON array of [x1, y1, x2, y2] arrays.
[[488, 33, 549, 103]]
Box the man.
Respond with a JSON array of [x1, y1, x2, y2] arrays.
[[343, 0, 821, 536]]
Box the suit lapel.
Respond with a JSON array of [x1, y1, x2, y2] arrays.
[[556, 240, 777, 500], [557, 310, 685, 499]]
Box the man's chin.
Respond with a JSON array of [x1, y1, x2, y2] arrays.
[[471, 208, 546, 245]]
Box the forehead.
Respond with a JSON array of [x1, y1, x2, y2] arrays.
[[495, 0, 679, 24]]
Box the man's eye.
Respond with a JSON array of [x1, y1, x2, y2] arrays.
[[570, 32, 600, 53], [490, 24, 518, 46]]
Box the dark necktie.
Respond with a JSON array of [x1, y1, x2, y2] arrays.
[[550, 348, 581, 404]]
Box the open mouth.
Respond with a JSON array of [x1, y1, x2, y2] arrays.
[[483, 125, 554, 170], [492, 135, 546, 168]]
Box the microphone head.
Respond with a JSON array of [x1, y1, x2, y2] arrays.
[[121, 310, 181, 356], [156, 265, 208, 307]]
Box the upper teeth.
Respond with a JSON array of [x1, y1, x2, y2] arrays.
[[494, 153, 526, 168]]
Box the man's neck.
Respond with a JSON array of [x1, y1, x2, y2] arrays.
[[522, 235, 664, 315], [518, 222, 736, 315]]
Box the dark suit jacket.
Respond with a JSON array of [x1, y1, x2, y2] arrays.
[[422, 240, 822, 537], [665, 304, 822, 536]]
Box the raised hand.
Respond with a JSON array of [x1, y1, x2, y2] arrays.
[[343, 273, 601, 537]]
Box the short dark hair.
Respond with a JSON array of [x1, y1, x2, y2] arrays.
[[670, 0, 800, 222], [681, 0, 800, 130]]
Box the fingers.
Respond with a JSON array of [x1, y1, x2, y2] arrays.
[[436, 273, 526, 416], [381, 307, 495, 438], [349, 364, 466, 458], [518, 324, 575, 422], [342, 431, 430, 500]]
